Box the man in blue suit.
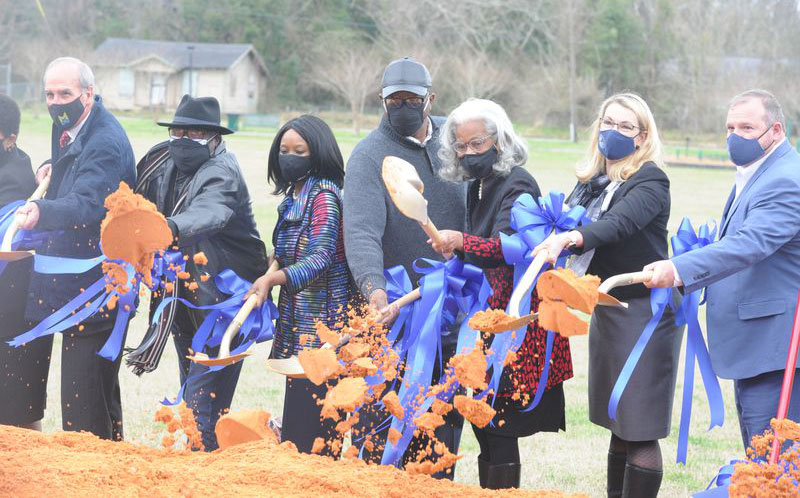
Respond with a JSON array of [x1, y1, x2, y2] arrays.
[[646, 89, 800, 451]]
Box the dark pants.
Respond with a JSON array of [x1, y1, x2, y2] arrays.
[[734, 368, 800, 451], [0, 320, 125, 440], [353, 341, 465, 480], [172, 306, 243, 451], [281, 377, 340, 456], [472, 426, 520, 464]]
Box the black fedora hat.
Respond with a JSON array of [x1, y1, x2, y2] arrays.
[[157, 94, 234, 135]]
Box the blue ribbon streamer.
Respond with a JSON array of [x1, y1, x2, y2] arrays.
[[672, 218, 725, 464], [151, 269, 278, 405], [494, 191, 586, 412], [380, 257, 491, 466], [8, 250, 187, 361]]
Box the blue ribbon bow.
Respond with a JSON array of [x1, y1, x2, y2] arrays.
[[380, 257, 491, 466], [493, 191, 586, 411]]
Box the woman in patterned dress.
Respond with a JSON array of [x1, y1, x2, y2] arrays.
[[248, 115, 354, 456], [428, 99, 573, 489]]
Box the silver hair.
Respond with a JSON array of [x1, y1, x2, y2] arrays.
[[43, 57, 95, 90], [729, 89, 785, 128], [438, 98, 528, 182]]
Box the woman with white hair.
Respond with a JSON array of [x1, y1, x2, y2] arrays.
[[534, 93, 680, 498], [429, 98, 573, 490]]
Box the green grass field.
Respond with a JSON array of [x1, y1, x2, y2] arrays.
[[15, 113, 744, 497]]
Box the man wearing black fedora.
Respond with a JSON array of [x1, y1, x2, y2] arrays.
[[135, 94, 267, 450]]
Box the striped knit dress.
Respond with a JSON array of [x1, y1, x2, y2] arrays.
[[271, 176, 353, 359]]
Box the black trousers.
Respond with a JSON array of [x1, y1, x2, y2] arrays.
[[0, 320, 124, 440], [281, 377, 340, 457]]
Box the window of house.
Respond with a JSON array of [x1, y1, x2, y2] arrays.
[[119, 68, 135, 96]]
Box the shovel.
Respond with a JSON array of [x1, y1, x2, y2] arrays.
[[266, 334, 351, 379], [382, 156, 445, 247], [188, 260, 280, 367], [471, 257, 635, 335], [1, 175, 50, 252], [769, 289, 800, 464]]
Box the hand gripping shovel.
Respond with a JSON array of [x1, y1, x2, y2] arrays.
[[189, 260, 280, 367], [1, 175, 50, 252], [382, 155, 445, 247]]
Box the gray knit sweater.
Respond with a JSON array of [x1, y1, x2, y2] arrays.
[[343, 115, 467, 299]]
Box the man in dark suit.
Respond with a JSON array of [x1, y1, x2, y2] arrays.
[[3, 57, 136, 438], [646, 89, 800, 451]]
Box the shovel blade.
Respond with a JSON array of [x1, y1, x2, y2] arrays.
[[382, 156, 430, 224], [598, 292, 628, 309]]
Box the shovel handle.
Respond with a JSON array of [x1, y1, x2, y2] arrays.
[[420, 219, 445, 248], [598, 270, 654, 294], [769, 289, 800, 464], [391, 287, 421, 309], [508, 251, 549, 317], [218, 294, 259, 358], [29, 174, 50, 201]]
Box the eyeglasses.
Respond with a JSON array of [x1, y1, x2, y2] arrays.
[[384, 96, 427, 110], [169, 128, 216, 145], [453, 135, 494, 154], [599, 118, 641, 137]]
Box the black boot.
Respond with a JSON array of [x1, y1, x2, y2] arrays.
[[607, 451, 626, 498], [485, 462, 521, 490], [477, 457, 490, 488], [622, 463, 662, 498]]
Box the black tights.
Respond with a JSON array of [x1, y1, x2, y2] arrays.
[[473, 425, 520, 465], [610, 433, 662, 470]]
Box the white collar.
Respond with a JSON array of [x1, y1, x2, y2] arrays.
[[66, 110, 91, 144], [405, 117, 433, 146], [734, 137, 785, 198]]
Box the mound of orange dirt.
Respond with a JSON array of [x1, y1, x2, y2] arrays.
[[100, 182, 172, 287], [0, 425, 586, 498], [536, 269, 600, 314], [537, 300, 589, 337], [453, 395, 496, 428]]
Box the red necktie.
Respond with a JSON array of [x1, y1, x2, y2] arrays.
[[59, 130, 70, 149]]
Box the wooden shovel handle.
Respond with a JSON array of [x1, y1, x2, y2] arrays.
[[1, 175, 50, 252], [420, 219, 444, 248], [598, 270, 654, 294], [391, 287, 421, 309], [507, 251, 549, 317], [29, 174, 50, 201], [219, 294, 259, 358]]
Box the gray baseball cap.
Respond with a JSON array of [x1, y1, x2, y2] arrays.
[[381, 57, 432, 98]]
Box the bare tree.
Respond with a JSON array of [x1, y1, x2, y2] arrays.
[[310, 43, 382, 135]]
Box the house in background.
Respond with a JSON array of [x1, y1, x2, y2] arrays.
[[91, 38, 268, 116]]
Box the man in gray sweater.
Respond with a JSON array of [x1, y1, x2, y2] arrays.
[[343, 57, 466, 478]]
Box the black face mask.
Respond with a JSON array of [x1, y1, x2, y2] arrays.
[[460, 146, 498, 179], [169, 138, 211, 174], [279, 153, 313, 183], [387, 101, 426, 137], [48, 95, 85, 129]]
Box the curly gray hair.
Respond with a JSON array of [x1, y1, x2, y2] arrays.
[[438, 98, 528, 182]]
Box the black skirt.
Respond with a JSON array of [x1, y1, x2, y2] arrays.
[[480, 382, 566, 437], [588, 294, 684, 441]]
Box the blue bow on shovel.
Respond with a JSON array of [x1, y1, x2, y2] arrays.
[[493, 191, 586, 412], [380, 257, 491, 466]]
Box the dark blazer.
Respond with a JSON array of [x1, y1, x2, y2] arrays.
[[574, 161, 671, 300], [26, 96, 136, 322], [0, 147, 36, 206]]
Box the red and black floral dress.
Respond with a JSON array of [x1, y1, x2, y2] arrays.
[[460, 166, 573, 437]]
